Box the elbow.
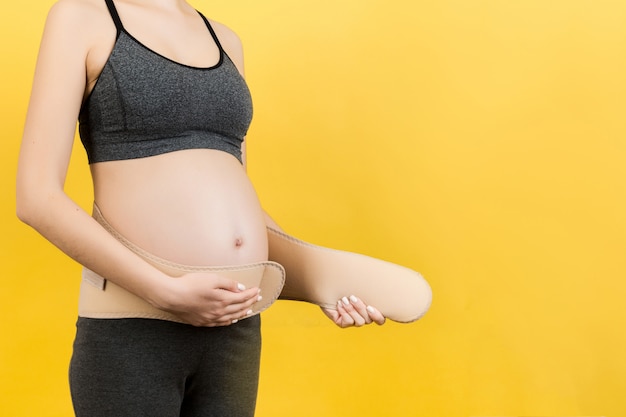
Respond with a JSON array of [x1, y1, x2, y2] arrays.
[[16, 153, 66, 226], [16, 164, 57, 226], [16, 189, 37, 226], [15, 183, 51, 227], [16, 177, 69, 229], [16, 166, 35, 225]]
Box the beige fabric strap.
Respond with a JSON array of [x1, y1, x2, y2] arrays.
[[80, 203, 431, 324], [269, 227, 432, 323], [79, 263, 285, 322]]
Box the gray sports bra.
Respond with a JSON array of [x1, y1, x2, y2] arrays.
[[79, 0, 253, 164]]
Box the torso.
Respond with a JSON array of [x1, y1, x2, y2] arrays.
[[84, 0, 268, 267]]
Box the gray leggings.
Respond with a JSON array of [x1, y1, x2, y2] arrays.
[[69, 316, 261, 417]]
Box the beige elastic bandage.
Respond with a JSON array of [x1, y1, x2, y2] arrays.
[[80, 204, 432, 324], [267, 228, 432, 323]]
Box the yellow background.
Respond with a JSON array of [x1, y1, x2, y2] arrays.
[[1, 0, 625, 416]]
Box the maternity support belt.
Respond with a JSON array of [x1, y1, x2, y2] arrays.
[[79, 205, 431, 324], [78, 205, 285, 323]]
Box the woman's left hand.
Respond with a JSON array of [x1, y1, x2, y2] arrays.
[[321, 295, 386, 328]]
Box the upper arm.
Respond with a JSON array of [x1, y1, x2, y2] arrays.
[[18, 0, 95, 196]]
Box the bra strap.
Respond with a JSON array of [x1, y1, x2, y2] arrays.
[[197, 11, 224, 53], [104, 0, 124, 33]]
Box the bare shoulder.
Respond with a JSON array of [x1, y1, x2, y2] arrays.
[[45, 0, 113, 44], [47, 0, 104, 25], [206, 18, 246, 74]]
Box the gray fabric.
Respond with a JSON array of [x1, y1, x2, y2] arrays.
[[79, 3, 252, 164], [69, 317, 261, 417]]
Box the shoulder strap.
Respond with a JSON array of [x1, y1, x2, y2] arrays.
[[104, 0, 124, 32], [197, 11, 224, 52]]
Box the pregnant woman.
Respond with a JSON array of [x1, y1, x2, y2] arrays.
[[17, 0, 429, 415]]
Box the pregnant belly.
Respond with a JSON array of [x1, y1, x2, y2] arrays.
[[90, 150, 268, 266]]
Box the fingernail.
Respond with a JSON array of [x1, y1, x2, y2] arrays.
[[337, 300, 342, 309], [349, 295, 359, 303], [366, 306, 375, 313], [237, 283, 246, 291], [232, 319, 239, 324], [257, 295, 263, 302], [342, 296, 350, 306], [246, 309, 254, 316]]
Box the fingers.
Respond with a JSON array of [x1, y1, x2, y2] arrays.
[[365, 304, 386, 325], [170, 273, 262, 327], [188, 298, 258, 328], [212, 275, 253, 295], [320, 306, 341, 325], [221, 286, 261, 311], [338, 296, 368, 327], [211, 276, 261, 310], [216, 285, 261, 324], [332, 295, 387, 328], [227, 306, 256, 325]]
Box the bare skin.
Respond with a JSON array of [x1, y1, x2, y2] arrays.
[[17, 0, 384, 328]]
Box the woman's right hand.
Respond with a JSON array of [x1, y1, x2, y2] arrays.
[[152, 272, 261, 327]]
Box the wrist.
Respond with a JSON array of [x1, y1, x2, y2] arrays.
[[142, 272, 179, 311]]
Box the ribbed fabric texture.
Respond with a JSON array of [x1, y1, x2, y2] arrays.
[[79, 5, 252, 164]]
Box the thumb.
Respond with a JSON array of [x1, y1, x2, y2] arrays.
[[213, 275, 246, 293]]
